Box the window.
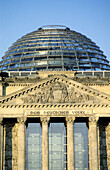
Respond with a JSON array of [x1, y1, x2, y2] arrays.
[[74, 122, 89, 170], [49, 122, 67, 170], [26, 123, 42, 170]]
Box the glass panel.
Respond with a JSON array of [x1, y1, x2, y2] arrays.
[[94, 72, 103, 77], [10, 72, 19, 76], [48, 61, 62, 65], [9, 64, 19, 68], [74, 122, 89, 170], [21, 72, 29, 76], [84, 72, 92, 76], [90, 58, 98, 62], [21, 58, 33, 62], [11, 59, 20, 63], [19, 68, 31, 71], [26, 123, 42, 170], [49, 123, 67, 170], [105, 71, 110, 77]]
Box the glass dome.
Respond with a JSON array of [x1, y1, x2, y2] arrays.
[[0, 25, 110, 71]]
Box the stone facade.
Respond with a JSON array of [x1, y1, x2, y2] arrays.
[[0, 71, 110, 170]]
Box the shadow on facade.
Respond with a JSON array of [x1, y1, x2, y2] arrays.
[[99, 118, 108, 170], [4, 119, 16, 170]]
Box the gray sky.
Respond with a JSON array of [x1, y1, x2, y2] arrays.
[[0, 0, 110, 61]]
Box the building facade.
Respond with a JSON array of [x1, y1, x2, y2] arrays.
[[0, 26, 110, 170], [0, 71, 110, 170]]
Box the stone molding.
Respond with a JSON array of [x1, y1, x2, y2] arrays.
[[0, 103, 109, 109]]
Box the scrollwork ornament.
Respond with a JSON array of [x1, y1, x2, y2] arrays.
[[89, 116, 99, 124], [17, 117, 27, 124], [40, 117, 50, 125]]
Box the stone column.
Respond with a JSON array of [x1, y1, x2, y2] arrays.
[[40, 117, 50, 170], [66, 117, 75, 170], [89, 117, 99, 170], [17, 117, 26, 170], [0, 118, 3, 170], [106, 123, 110, 169], [0, 83, 3, 97]]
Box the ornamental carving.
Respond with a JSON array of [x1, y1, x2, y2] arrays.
[[21, 81, 99, 104], [40, 117, 50, 124], [66, 117, 75, 124], [89, 116, 99, 124], [17, 117, 27, 124]]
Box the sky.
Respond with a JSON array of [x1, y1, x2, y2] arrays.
[[0, 0, 110, 61]]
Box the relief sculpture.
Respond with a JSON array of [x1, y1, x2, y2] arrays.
[[21, 81, 98, 104]]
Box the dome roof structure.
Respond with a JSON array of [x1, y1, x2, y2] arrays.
[[0, 25, 110, 71]]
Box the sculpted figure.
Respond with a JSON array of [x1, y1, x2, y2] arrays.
[[61, 86, 68, 102], [48, 87, 54, 102], [68, 89, 77, 103]]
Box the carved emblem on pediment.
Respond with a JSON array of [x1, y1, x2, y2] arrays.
[[21, 81, 99, 104]]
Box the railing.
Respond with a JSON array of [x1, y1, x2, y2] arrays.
[[5, 70, 110, 78]]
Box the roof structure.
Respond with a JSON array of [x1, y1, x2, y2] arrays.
[[0, 25, 110, 71]]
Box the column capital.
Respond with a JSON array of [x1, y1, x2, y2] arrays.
[[40, 117, 50, 125], [17, 117, 27, 124], [89, 116, 99, 124], [66, 117, 75, 124]]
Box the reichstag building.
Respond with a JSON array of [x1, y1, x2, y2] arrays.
[[0, 25, 110, 170]]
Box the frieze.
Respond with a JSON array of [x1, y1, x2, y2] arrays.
[[21, 81, 99, 104], [26, 110, 92, 116]]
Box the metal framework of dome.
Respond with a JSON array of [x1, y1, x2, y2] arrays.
[[0, 25, 110, 71]]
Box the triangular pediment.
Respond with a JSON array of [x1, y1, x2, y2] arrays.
[[0, 75, 110, 108]]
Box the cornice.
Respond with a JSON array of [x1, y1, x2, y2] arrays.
[[0, 75, 110, 105], [0, 103, 109, 109]]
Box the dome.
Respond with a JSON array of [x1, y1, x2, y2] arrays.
[[0, 25, 110, 71]]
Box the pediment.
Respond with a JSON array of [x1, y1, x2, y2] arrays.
[[0, 75, 110, 107]]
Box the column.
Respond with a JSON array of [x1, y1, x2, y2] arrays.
[[106, 123, 110, 169], [40, 117, 50, 170], [0, 83, 3, 97], [89, 116, 99, 170], [17, 117, 26, 170], [0, 118, 3, 170], [66, 117, 75, 170]]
